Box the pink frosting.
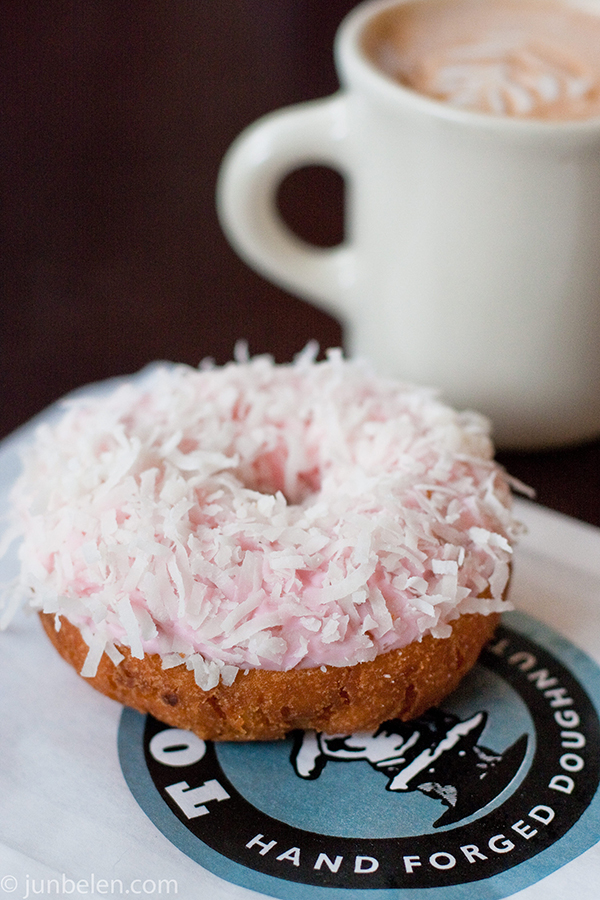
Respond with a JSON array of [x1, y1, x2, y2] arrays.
[[7, 348, 519, 689]]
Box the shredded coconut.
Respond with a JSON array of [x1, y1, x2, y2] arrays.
[[2, 348, 520, 688]]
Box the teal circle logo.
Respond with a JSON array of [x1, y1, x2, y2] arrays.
[[119, 612, 600, 899]]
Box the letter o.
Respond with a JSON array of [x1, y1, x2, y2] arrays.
[[142, 880, 156, 894], [560, 753, 584, 772], [429, 852, 456, 870], [149, 728, 206, 767]]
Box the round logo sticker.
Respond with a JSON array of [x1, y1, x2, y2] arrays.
[[118, 611, 600, 899]]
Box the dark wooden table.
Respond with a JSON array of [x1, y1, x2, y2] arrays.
[[3, 1, 600, 526]]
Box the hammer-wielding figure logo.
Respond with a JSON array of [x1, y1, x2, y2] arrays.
[[291, 708, 528, 827]]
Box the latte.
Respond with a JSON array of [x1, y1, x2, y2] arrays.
[[362, 0, 600, 120]]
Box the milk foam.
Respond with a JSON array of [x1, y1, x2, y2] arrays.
[[364, 0, 600, 120]]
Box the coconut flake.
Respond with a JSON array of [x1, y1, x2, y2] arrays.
[[80, 629, 107, 678]]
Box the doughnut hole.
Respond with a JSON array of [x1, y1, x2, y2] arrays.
[[177, 435, 322, 505], [238, 447, 323, 506]]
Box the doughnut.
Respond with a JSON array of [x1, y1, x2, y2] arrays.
[[4, 347, 519, 740]]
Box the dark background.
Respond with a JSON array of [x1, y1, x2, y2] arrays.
[[3, 1, 600, 525]]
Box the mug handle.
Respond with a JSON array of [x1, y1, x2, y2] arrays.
[[216, 94, 355, 321]]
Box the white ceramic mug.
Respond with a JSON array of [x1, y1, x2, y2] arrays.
[[217, 0, 600, 449]]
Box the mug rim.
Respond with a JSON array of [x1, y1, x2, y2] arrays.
[[335, 0, 600, 136]]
